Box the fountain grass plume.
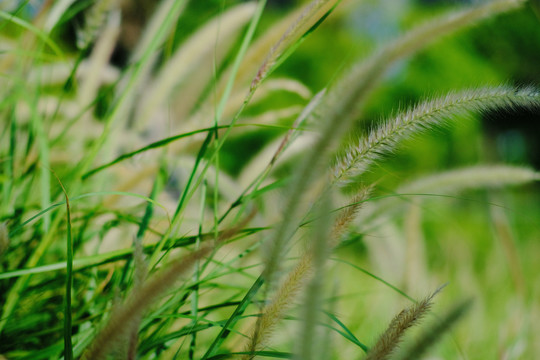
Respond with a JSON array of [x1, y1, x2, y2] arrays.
[[126, 237, 148, 360], [75, 0, 119, 50], [244, 251, 314, 359], [399, 165, 540, 194], [244, 188, 369, 357], [249, 0, 530, 299], [251, 0, 341, 90], [258, 0, 346, 296], [359, 164, 540, 230], [364, 285, 446, 360], [396, 299, 473, 360], [1, 1, 538, 358], [333, 87, 540, 185]]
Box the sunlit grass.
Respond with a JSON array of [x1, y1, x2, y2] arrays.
[[0, 0, 539, 359]]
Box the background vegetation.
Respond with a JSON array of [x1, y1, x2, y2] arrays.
[[0, 0, 539, 359]]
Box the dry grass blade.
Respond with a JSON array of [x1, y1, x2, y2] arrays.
[[0, 222, 8, 256], [135, 2, 257, 127], [295, 193, 332, 360]]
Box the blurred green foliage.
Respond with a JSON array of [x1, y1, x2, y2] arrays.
[[266, 2, 540, 184]]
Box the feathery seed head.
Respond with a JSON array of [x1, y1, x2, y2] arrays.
[[77, 0, 119, 50], [365, 287, 444, 360], [332, 87, 540, 186], [396, 299, 473, 360]]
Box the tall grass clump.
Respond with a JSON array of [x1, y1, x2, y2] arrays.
[[1, 0, 539, 359]]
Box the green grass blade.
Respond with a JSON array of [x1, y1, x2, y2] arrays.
[[0, 227, 269, 280], [331, 258, 415, 302], [0, 93, 55, 335], [207, 351, 292, 359], [0, 10, 63, 57], [148, 130, 214, 269], [7, 191, 170, 238], [82, 125, 227, 179], [81, 123, 297, 179], [53, 174, 74, 360], [323, 311, 368, 353], [201, 276, 265, 360]]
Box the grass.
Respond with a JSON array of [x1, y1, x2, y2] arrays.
[[0, 0, 539, 359]]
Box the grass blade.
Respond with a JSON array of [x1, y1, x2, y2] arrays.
[[323, 311, 368, 353], [52, 172, 74, 360], [201, 276, 265, 360]]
